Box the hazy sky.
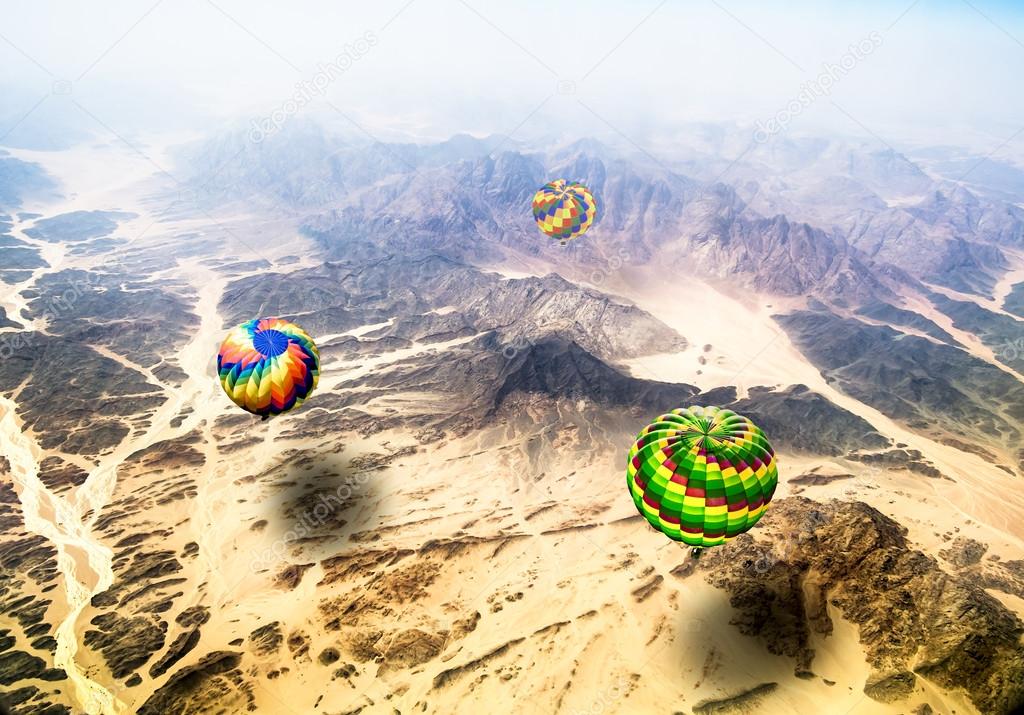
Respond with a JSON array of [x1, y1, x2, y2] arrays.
[[2, 0, 1023, 151]]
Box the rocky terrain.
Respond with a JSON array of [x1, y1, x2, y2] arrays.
[[699, 498, 1024, 715], [0, 455, 68, 714], [1, 126, 1023, 715], [777, 308, 1024, 471]]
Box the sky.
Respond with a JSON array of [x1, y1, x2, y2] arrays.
[[1, 0, 1023, 152]]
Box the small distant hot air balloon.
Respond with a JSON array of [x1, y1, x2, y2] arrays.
[[626, 406, 778, 556], [217, 318, 320, 420], [531, 179, 597, 245]]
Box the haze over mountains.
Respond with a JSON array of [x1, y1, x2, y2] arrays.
[[1, 115, 1023, 715]]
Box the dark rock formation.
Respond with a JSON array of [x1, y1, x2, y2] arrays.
[[136, 651, 251, 715], [855, 301, 961, 346], [23, 211, 135, 243], [930, 291, 1024, 372], [27, 267, 196, 378], [732, 384, 887, 455], [699, 498, 1024, 714], [691, 682, 778, 714], [939, 536, 988, 568], [248, 622, 283, 656], [0, 333, 162, 455], [36, 457, 89, 493], [83, 613, 167, 679], [149, 628, 201, 678], [777, 308, 1024, 462]]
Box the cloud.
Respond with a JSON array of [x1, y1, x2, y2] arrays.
[[1, 0, 1022, 147]]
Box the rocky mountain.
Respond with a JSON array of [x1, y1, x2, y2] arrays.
[[1006, 282, 1024, 318], [700, 497, 1024, 714], [854, 300, 962, 346], [299, 156, 890, 308], [174, 120, 514, 210], [838, 185, 1022, 297], [928, 291, 1024, 373], [687, 132, 1024, 300], [777, 308, 1024, 473], [220, 254, 686, 366], [3, 125, 1024, 715], [182, 124, 1024, 313], [912, 150, 1024, 204]]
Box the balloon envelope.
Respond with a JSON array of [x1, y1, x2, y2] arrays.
[[217, 318, 320, 418], [627, 406, 778, 547], [531, 179, 597, 243]]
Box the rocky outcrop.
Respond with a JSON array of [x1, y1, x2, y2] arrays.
[[846, 449, 943, 479], [863, 669, 917, 703], [0, 650, 65, 685], [929, 291, 1024, 372], [939, 536, 988, 568], [379, 628, 445, 669], [36, 456, 89, 493], [855, 301, 961, 346], [248, 622, 283, 656], [83, 613, 167, 679], [0, 333, 162, 455], [1006, 281, 1024, 318], [136, 651, 252, 715], [699, 498, 1024, 714], [432, 638, 525, 690], [27, 267, 196, 379], [149, 628, 201, 679], [691, 682, 778, 715]]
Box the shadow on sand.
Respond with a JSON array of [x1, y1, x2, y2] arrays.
[[250, 447, 387, 570], [670, 566, 797, 689]]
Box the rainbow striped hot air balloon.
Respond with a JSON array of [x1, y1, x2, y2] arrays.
[[531, 179, 597, 245], [627, 406, 778, 552], [217, 318, 320, 419]]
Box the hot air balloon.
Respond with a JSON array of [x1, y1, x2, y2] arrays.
[[626, 406, 778, 556], [217, 318, 320, 419], [531, 179, 597, 245]]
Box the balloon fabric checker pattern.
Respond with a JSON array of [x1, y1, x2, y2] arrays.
[[627, 406, 778, 547], [531, 179, 597, 242]]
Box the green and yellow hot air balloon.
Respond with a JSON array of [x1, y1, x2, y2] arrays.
[[626, 406, 778, 554]]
